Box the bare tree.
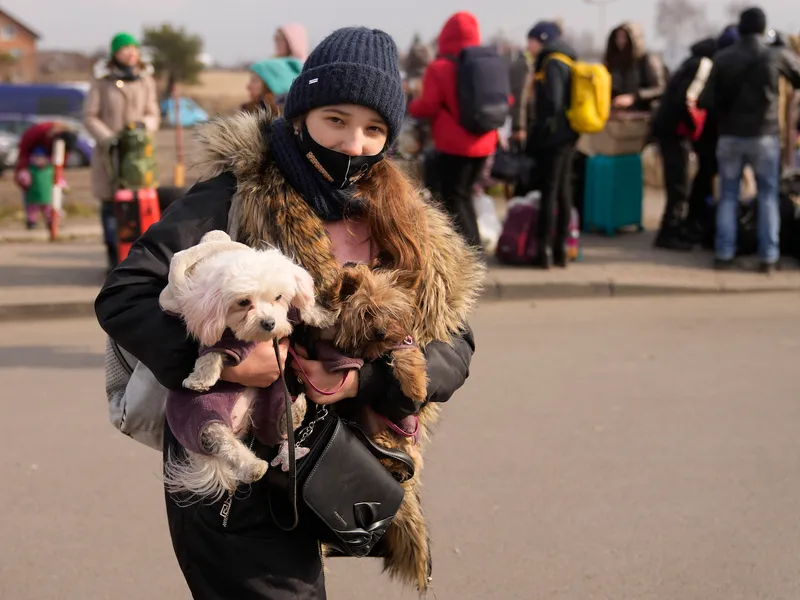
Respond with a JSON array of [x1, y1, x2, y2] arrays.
[[725, 0, 750, 23], [563, 29, 601, 60], [655, 0, 710, 48]]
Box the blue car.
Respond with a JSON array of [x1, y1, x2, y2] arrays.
[[160, 97, 209, 128], [0, 83, 87, 120], [0, 113, 94, 168]]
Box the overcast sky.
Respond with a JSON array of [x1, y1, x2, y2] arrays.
[[6, 0, 798, 65]]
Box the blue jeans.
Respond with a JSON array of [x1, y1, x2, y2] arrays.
[[715, 135, 781, 263]]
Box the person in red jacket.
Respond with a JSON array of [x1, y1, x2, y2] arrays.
[[14, 122, 77, 228], [14, 122, 76, 189], [409, 11, 497, 250]]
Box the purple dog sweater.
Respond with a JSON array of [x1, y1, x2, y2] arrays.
[[166, 331, 364, 455]]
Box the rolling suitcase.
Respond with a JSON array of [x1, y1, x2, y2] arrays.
[[583, 153, 643, 236]]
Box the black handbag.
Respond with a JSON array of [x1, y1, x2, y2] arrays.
[[266, 339, 409, 558], [491, 144, 537, 197], [491, 142, 535, 183]]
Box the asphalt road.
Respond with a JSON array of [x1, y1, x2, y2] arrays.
[[1, 294, 798, 600]]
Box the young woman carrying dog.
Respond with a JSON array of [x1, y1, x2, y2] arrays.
[[95, 27, 483, 600]]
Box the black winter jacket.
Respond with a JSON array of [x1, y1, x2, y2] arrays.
[[527, 39, 580, 152], [698, 34, 800, 137], [95, 172, 475, 422], [652, 38, 718, 138]]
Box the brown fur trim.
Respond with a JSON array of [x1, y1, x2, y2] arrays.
[[381, 478, 431, 591]]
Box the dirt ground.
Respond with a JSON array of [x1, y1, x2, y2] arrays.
[[181, 69, 251, 116]]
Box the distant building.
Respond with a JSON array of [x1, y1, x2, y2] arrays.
[[0, 7, 39, 82]]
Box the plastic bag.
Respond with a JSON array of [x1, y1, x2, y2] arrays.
[[473, 192, 502, 254]]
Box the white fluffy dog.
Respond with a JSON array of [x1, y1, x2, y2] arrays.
[[159, 231, 331, 501]]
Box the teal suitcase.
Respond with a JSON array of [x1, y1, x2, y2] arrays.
[[583, 154, 644, 236]]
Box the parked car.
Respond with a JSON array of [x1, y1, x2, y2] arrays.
[[0, 131, 19, 176], [0, 83, 88, 119], [160, 97, 209, 128], [0, 114, 94, 168]]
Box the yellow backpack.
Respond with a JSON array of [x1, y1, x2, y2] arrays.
[[541, 53, 611, 134]]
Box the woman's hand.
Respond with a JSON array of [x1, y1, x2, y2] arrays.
[[221, 338, 289, 388], [612, 93, 635, 109], [291, 345, 359, 405]]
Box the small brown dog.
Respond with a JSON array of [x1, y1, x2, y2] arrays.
[[327, 263, 433, 590], [331, 264, 428, 411]]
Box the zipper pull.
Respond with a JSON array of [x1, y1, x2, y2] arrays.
[[220, 491, 234, 527]]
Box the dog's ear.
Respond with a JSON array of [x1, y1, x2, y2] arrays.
[[290, 263, 316, 311], [160, 235, 248, 315], [392, 270, 420, 291], [336, 270, 362, 302], [179, 286, 229, 347], [200, 230, 232, 244], [159, 285, 181, 314]]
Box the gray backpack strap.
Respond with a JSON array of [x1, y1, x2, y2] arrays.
[[104, 336, 167, 451]]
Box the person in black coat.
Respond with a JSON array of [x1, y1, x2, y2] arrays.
[[651, 27, 740, 250], [94, 27, 479, 600], [684, 26, 742, 247], [525, 21, 579, 269]]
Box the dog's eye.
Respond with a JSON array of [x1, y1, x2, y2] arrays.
[[238, 298, 251, 307], [275, 295, 282, 302]]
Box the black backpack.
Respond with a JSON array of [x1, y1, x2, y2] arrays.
[[449, 46, 510, 135]]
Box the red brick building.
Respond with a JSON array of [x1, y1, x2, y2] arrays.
[[0, 8, 39, 82]]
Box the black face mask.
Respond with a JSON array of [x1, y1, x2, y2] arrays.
[[297, 122, 384, 189]]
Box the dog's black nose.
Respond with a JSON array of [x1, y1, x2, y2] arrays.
[[260, 318, 276, 332], [374, 329, 386, 341]]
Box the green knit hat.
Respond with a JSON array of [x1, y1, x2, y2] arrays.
[[250, 58, 303, 96], [111, 32, 139, 56]]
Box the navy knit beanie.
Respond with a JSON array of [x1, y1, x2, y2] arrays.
[[284, 27, 405, 146], [527, 21, 561, 44]]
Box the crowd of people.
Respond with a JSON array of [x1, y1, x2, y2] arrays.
[[96, 24, 479, 600], [401, 7, 800, 272], [659, 8, 800, 272]]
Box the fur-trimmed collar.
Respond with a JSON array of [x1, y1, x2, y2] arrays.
[[92, 59, 154, 81], [191, 110, 485, 347]]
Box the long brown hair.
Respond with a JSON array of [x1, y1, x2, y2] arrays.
[[604, 27, 633, 70], [356, 159, 427, 280]]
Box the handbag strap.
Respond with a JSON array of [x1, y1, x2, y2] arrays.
[[272, 338, 299, 531]]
